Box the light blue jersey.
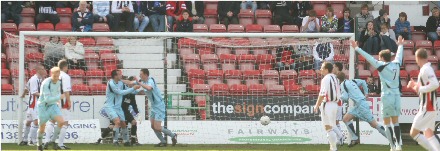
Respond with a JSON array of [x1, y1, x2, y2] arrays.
[[38, 77, 62, 106], [355, 45, 403, 95], [104, 79, 135, 108], [138, 77, 165, 113], [340, 79, 369, 105]]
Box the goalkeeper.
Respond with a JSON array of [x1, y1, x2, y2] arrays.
[[336, 72, 387, 147], [121, 76, 141, 146]]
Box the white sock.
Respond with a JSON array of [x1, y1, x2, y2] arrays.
[[327, 130, 338, 151], [23, 125, 30, 142], [413, 134, 433, 150], [333, 126, 343, 140], [427, 136, 440, 151], [58, 125, 68, 147], [44, 122, 54, 143], [30, 122, 38, 143]]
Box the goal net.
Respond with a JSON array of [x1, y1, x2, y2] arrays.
[[3, 31, 355, 144]]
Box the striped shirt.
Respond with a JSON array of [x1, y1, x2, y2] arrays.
[[417, 62, 439, 112], [26, 74, 42, 109], [59, 71, 71, 109], [319, 73, 341, 102]]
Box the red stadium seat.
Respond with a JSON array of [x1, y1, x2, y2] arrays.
[[235, 48, 250, 55], [285, 84, 301, 94], [71, 78, 84, 85], [37, 23, 54, 31], [404, 56, 419, 71], [209, 24, 226, 32], [2, 84, 14, 95], [78, 37, 96, 46], [89, 84, 106, 95], [225, 70, 242, 79], [412, 32, 427, 41], [262, 70, 279, 80], [248, 84, 267, 95], [255, 10, 272, 26], [84, 52, 100, 70], [282, 25, 299, 33], [1, 53, 6, 69], [298, 70, 316, 87], [26, 53, 44, 62], [93, 23, 110, 32], [21, 8, 35, 17], [60, 16, 72, 24], [429, 56, 439, 70], [193, 24, 208, 32], [305, 85, 320, 94], [334, 54, 348, 63], [86, 69, 105, 77], [264, 25, 281, 33], [22, 16, 34, 23], [221, 63, 236, 71], [313, 3, 328, 17], [55, 23, 72, 31], [267, 84, 285, 94], [204, 9, 219, 26], [415, 40, 433, 55], [206, 70, 223, 79], [216, 48, 232, 55], [68, 69, 85, 78], [201, 54, 219, 64], [252, 49, 268, 55], [238, 9, 254, 26], [258, 64, 272, 71], [95, 37, 114, 46], [190, 79, 204, 88], [72, 84, 89, 95], [228, 24, 245, 33], [198, 48, 213, 55], [2, 23, 18, 33], [188, 69, 205, 79], [18, 23, 36, 31], [211, 83, 229, 95], [185, 63, 200, 71], [280, 70, 297, 80], [256, 54, 274, 64], [56, 8, 73, 17], [193, 84, 210, 93], [245, 24, 263, 33], [242, 70, 260, 80], [239, 63, 255, 70], [178, 38, 197, 48], [358, 70, 371, 79], [203, 63, 218, 71], [182, 54, 200, 63], [237, 54, 256, 63], [330, 3, 346, 18], [409, 70, 419, 79], [2, 69, 10, 78], [229, 84, 248, 95]]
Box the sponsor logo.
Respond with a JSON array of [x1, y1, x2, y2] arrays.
[[172, 129, 198, 136], [229, 136, 311, 143]]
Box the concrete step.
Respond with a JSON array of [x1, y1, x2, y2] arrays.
[[118, 46, 164, 54], [157, 84, 186, 93], [170, 100, 192, 107], [167, 115, 196, 121], [167, 109, 188, 115], [114, 39, 164, 46]]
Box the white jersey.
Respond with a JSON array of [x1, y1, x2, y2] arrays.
[[416, 62, 439, 112], [319, 73, 341, 103], [59, 71, 72, 109], [26, 74, 42, 109]]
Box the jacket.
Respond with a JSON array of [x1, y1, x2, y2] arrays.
[[64, 41, 85, 59], [132, 1, 147, 15], [111, 1, 134, 14], [166, 1, 187, 17], [355, 12, 374, 30], [292, 1, 311, 18], [1, 1, 23, 15], [185, 1, 204, 17], [270, 1, 293, 16], [145, 1, 166, 16], [72, 11, 94, 32], [176, 16, 193, 32], [35, 1, 57, 14], [425, 16, 439, 33], [321, 15, 338, 32], [373, 16, 390, 33], [92, 1, 110, 17], [394, 19, 411, 35], [337, 17, 354, 33], [218, 1, 240, 20]]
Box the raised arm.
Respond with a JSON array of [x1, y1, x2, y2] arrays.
[[350, 40, 382, 69], [108, 81, 135, 95], [392, 36, 404, 66], [354, 79, 369, 94]]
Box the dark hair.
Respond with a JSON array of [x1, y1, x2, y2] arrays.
[[337, 71, 346, 82], [343, 8, 351, 13], [182, 9, 190, 15], [308, 10, 317, 17], [365, 21, 374, 30], [140, 68, 149, 76], [399, 12, 407, 21], [415, 48, 428, 59], [58, 59, 68, 70], [327, 7, 334, 14], [128, 76, 135, 81], [334, 62, 343, 72], [361, 4, 369, 10], [111, 69, 120, 78], [323, 62, 333, 73], [379, 49, 392, 62]]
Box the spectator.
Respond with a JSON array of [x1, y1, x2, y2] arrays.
[[1, 1, 23, 25], [355, 4, 374, 38], [380, 23, 396, 41], [166, 1, 187, 32], [35, 1, 60, 26], [294, 44, 314, 71], [367, 77, 379, 95], [42, 37, 64, 70], [146, 1, 166, 32], [394, 12, 411, 40], [241, 1, 257, 12], [133, 1, 149, 32], [64, 37, 87, 71], [176, 10, 193, 32], [360, 21, 380, 55], [72, 1, 93, 32], [292, 1, 312, 28], [313, 42, 334, 70], [258, 2, 270, 9], [373, 9, 390, 33], [321, 7, 338, 33], [301, 10, 320, 33], [218, 1, 240, 27], [56, 2, 79, 9], [185, 1, 205, 24], [426, 8, 440, 41], [275, 46, 295, 71], [270, 1, 294, 27], [379, 23, 398, 53], [111, 1, 135, 32], [93, 1, 115, 31], [338, 8, 354, 33]]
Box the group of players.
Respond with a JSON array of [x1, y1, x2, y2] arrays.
[[18, 59, 177, 151], [316, 36, 440, 151]]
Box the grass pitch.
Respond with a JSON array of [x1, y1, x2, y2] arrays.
[[1, 143, 424, 151]]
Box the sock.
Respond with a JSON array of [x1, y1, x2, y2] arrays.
[[336, 123, 342, 134], [393, 123, 402, 146], [333, 126, 343, 143], [113, 127, 120, 143], [44, 122, 54, 143], [427, 136, 440, 151], [154, 131, 166, 143], [375, 124, 386, 138], [327, 130, 338, 151], [50, 126, 61, 143], [37, 130, 44, 146], [413, 134, 434, 150], [344, 121, 358, 140], [30, 123, 38, 143], [131, 125, 137, 136], [58, 125, 68, 146], [162, 126, 175, 137], [385, 125, 395, 149], [121, 128, 129, 143], [23, 125, 30, 142], [101, 127, 112, 138]]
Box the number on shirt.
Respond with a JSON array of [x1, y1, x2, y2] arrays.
[[393, 69, 397, 80]]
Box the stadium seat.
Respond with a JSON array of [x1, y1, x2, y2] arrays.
[[207, 79, 223, 87], [188, 69, 205, 79], [429, 56, 438, 70], [26, 53, 44, 62], [209, 24, 226, 32], [305, 85, 320, 94], [10, 69, 29, 78], [2, 23, 18, 33], [216, 48, 232, 55], [178, 38, 197, 48], [194, 96, 207, 107], [237, 54, 256, 63], [95, 37, 114, 46], [267, 84, 285, 94], [248, 84, 267, 95], [25, 47, 39, 54], [182, 54, 201, 63], [211, 83, 229, 95], [228, 24, 245, 33], [235, 48, 250, 55], [89, 84, 106, 95], [252, 49, 268, 55], [204, 9, 219, 26], [18, 23, 36, 31], [78, 37, 96, 46], [255, 9, 272, 26], [409, 70, 419, 79], [202, 63, 218, 71], [1, 53, 6, 69], [313, 3, 328, 17], [21, 16, 34, 23], [256, 54, 274, 64], [56, 8, 73, 17], [262, 70, 279, 80], [243, 70, 260, 79], [21, 8, 35, 17], [37, 23, 54, 31], [93, 23, 110, 32], [229, 84, 248, 95], [206, 69, 223, 79], [198, 48, 213, 55], [298, 70, 316, 87], [86, 69, 104, 86], [205, 1, 218, 9], [330, 3, 345, 18], [232, 38, 250, 46], [264, 25, 281, 33], [84, 52, 100, 70], [280, 70, 297, 80], [333, 54, 348, 63], [193, 24, 208, 32], [193, 84, 210, 93], [100, 52, 118, 62], [401, 86, 415, 96], [412, 32, 427, 41], [2, 69, 10, 78], [2, 84, 14, 95], [258, 64, 272, 71], [201, 54, 219, 64], [404, 56, 419, 71], [245, 24, 263, 33], [403, 40, 414, 50], [190, 78, 205, 88], [285, 84, 301, 94], [239, 63, 254, 71], [281, 25, 299, 33], [221, 63, 236, 71], [179, 48, 195, 56], [68, 69, 86, 78], [60, 16, 72, 24], [55, 23, 72, 31], [415, 40, 433, 55], [238, 9, 254, 26], [225, 70, 242, 79], [72, 84, 89, 95], [185, 63, 200, 71], [71, 77, 84, 85]]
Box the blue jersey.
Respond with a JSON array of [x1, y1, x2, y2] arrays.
[[137, 77, 165, 113], [355, 45, 403, 95], [38, 77, 62, 106], [104, 79, 135, 108], [340, 79, 369, 105]]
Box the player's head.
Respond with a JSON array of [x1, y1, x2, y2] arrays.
[[35, 64, 46, 77], [332, 62, 343, 74], [320, 62, 333, 75], [111, 69, 122, 80], [140, 68, 150, 81], [50, 67, 61, 82], [378, 49, 392, 62], [336, 71, 346, 83], [58, 59, 69, 71], [415, 48, 428, 67], [367, 77, 374, 84]]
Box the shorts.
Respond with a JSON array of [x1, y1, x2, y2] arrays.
[[38, 104, 62, 126], [412, 111, 437, 131], [336, 106, 343, 121], [381, 94, 401, 118], [123, 108, 135, 122], [61, 108, 71, 121], [26, 108, 38, 121], [348, 101, 374, 123], [103, 107, 125, 121], [150, 110, 165, 121], [320, 102, 338, 128]]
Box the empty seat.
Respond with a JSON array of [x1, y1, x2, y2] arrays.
[[211, 83, 229, 95], [178, 38, 197, 48], [256, 54, 274, 64], [188, 69, 205, 79], [206, 70, 223, 79], [412, 32, 427, 41], [298, 70, 316, 87], [193, 24, 208, 32], [305, 85, 320, 94], [72, 84, 89, 95], [89, 84, 106, 95], [200, 54, 219, 64], [235, 48, 250, 55], [86, 69, 105, 86], [255, 9, 272, 26], [26, 53, 44, 62], [198, 48, 213, 55], [404, 56, 419, 71], [193, 84, 210, 93], [2, 23, 18, 33], [190, 79, 205, 88], [264, 25, 281, 33], [245, 24, 263, 33], [409, 70, 419, 79], [313, 3, 328, 17], [37, 23, 54, 31], [333, 54, 348, 63], [267, 84, 285, 94], [185, 63, 200, 71], [216, 48, 232, 55], [59, 16, 72, 24], [262, 70, 279, 80], [280, 70, 297, 80], [179, 48, 195, 55], [182, 54, 200, 63], [93, 23, 110, 32], [71, 78, 84, 85], [237, 54, 256, 63], [239, 63, 255, 70], [285, 84, 301, 94], [228, 24, 245, 33], [221, 63, 236, 71], [195, 96, 207, 107], [204, 9, 218, 26], [95, 37, 114, 46], [68, 69, 86, 77], [330, 3, 345, 18], [225, 70, 242, 79], [415, 40, 433, 55], [18, 23, 36, 31], [209, 24, 226, 32], [55, 23, 72, 31], [84, 52, 100, 70], [21, 8, 36, 17], [2, 84, 14, 95], [282, 25, 299, 33], [202, 63, 217, 71], [2, 69, 10, 78], [229, 84, 248, 95], [238, 9, 254, 26], [258, 64, 272, 71], [248, 84, 267, 95], [78, 37, 96, 46], [56, 8, 72, 17]]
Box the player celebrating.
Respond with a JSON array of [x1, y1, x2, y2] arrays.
[[103, 70, 140, 146], [331, 62, 345, 145], [336, 72, 388, 147], [314, 62, 340, 151], [122, 76, 141, 145], [407, 48, 440, 151], [350, 36, 404, 151], [19, 65, 46, 146], [134, 69, 177, 147], [36, 67, 66, 151]]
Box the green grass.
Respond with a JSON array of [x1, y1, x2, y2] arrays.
[[1, 143, 424, 151]]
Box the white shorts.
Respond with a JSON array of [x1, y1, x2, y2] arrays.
[[336, 106, 343, 121], [26, 108, 38, 121], [61, 108, 71, 121], [320, 101, 338, 128], [412, 111, 437, 131]]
